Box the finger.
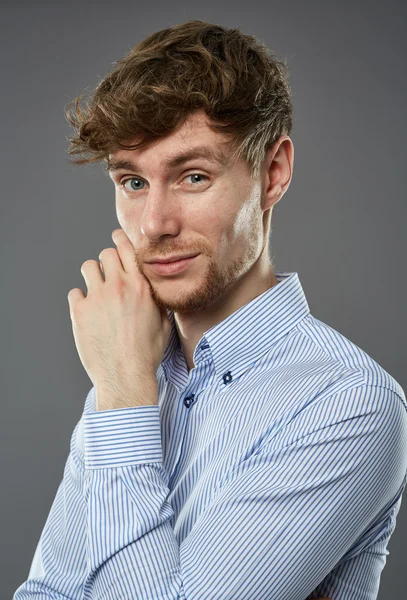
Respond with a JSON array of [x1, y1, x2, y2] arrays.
[[80, 259, 104, 292], [98, 247, 123, 280], [111, 229, 138, 273], [67, 287, 85, 316]]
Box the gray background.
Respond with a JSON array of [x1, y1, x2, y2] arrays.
[[1, 1, 406, 597]]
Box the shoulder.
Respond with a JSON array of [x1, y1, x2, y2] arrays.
[[295, 314, 406, 406]]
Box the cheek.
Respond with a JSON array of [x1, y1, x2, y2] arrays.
[[115, 202, 127, 227], [230, 202, 258, 242], [202, 210, 221, 235], [220, 205, 262, 262], [234, 181, 263, 240], [216, 214, 242, 258], [116, 203, 138, 234], [219, 179, 261, 242]]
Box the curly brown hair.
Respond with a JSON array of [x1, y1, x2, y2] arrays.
[[64, 20, 293, 180]]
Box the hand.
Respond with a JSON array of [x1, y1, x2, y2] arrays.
[[67, 229, 171, 403]]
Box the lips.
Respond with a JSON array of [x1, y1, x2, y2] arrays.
[[148, 254, 198, 264], [147, 255, 198, 275]]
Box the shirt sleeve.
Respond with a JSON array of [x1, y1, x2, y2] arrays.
[[306, 491, 405, 599], [13, 384, 407, 600], [12, 388, 92, 599]]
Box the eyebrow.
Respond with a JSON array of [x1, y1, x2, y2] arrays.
[[106, 145, 231, 174]]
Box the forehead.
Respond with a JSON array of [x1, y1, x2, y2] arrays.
[[107, 110, 235, 172]]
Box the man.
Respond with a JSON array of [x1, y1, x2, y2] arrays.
[[14, 20, 407, 600]]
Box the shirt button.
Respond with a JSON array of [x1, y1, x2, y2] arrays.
[[223, 371, 232, 384], [183, 394, 195, 408]]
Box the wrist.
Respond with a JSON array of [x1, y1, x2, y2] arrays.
[[95, 376, 158, 411]]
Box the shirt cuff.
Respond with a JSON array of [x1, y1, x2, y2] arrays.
[[83, 405, 162, 470]]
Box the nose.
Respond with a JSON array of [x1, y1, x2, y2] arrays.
[[139, 185, 182, 242]]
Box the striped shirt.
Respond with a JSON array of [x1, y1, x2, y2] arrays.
[[14, 271, 407, 600]]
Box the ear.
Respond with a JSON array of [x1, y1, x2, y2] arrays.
[[261, 135, 294, 211]]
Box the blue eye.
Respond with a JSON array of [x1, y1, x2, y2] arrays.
[[186, 174, 208, 184], [122, 178, 145, 192], [120, 173, 208, 193]]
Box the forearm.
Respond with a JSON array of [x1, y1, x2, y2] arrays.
[[13, 419, 88, 599]]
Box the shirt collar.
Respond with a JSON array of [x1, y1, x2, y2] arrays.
[[161, 271, 310, 381]]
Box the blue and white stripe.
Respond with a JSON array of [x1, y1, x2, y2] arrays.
[[14, 271, 407, 599]]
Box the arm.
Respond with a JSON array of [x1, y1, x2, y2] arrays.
[[12, 387, 95, 599], [307, 490, 404, 600], [14, 385, 407, 599]]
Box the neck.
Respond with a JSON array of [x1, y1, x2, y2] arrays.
[[174, 254, 278, 373]]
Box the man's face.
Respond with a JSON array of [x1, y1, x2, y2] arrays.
[[108, 110, 267, 315]]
